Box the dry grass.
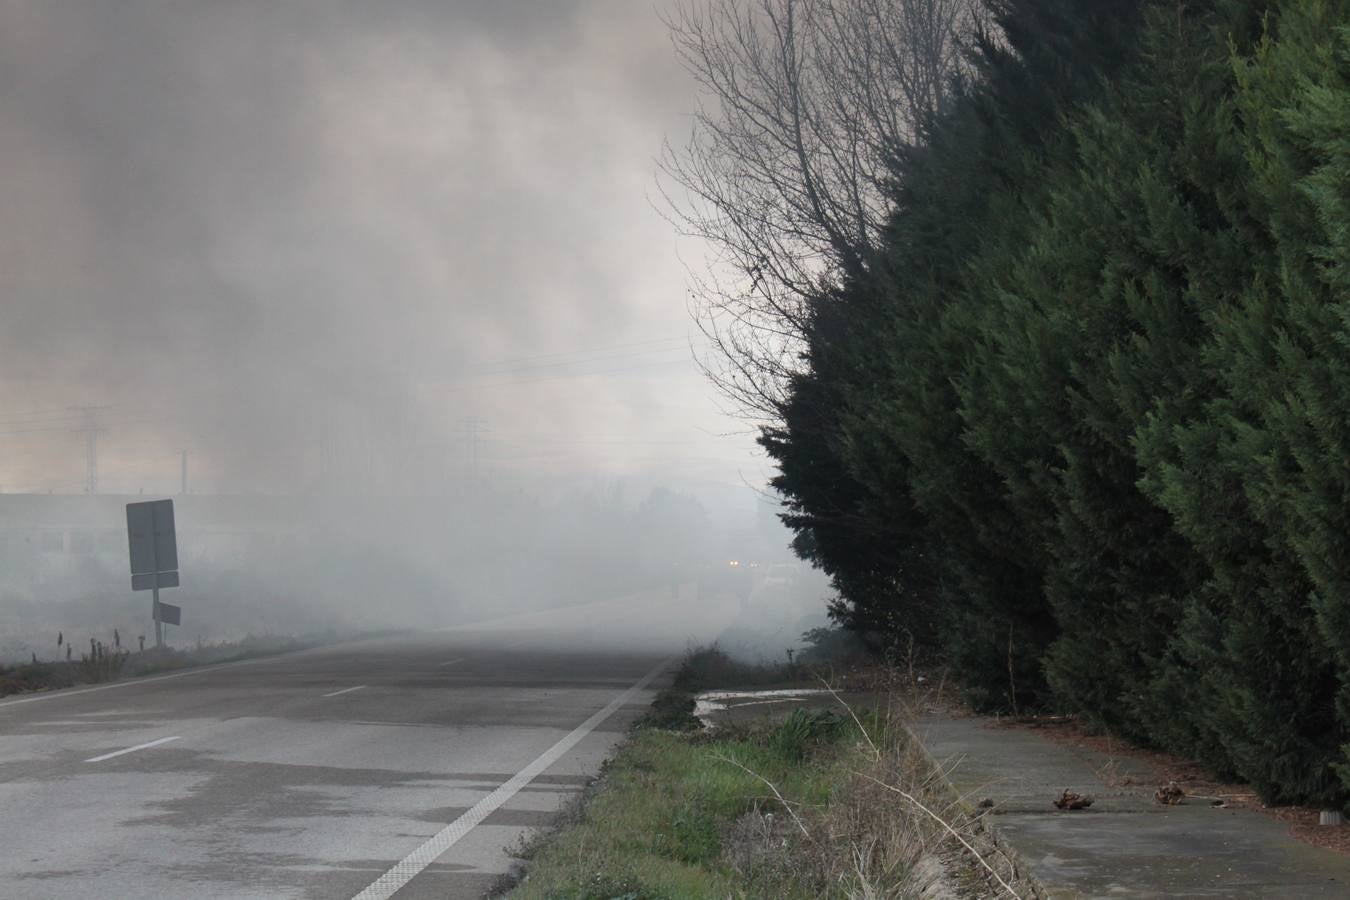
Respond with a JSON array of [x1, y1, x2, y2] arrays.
[[767, 695, 1033, 899], [0, 633, 320, 700], [505, 649, 1041, 899]]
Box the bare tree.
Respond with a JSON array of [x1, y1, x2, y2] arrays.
[[659, 0, 985, 417]]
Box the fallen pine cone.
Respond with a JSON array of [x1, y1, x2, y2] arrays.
[[1053, 789, 1093, 810], [1155, 781, 1185, 806]]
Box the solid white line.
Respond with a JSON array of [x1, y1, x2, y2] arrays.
[[0, 597, 644, 712], [0, 658, 262, 711], [85, 735, 180, 763], [350, 658, 671, 900], [323, 685, 367, 698], [437, 658, 464, 667]]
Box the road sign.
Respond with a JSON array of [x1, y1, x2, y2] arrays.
[[127, 499, 178, 576], [131, 571, 180, 591], [154, 600, 181, 627], [126, 499, 181, 648]]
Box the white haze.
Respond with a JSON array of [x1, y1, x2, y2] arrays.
[[0, 0, 827, 655]]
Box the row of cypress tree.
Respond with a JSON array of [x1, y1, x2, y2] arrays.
[[766, 0, 1350, 807]]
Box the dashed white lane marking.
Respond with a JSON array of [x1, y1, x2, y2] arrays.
[[322, 685, 367, 698], [350, 658, 671, 900], [437, 658, 464, 667], [85, 735, 180, 763]]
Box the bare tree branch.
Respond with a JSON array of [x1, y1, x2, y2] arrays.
[[659, 0, 985, 418]]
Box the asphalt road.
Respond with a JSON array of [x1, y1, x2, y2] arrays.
[[0, 589, 729, 898]]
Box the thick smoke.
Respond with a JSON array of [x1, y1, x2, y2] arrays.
[[0, 0, 751, 495], [0, 1, 818, 656]]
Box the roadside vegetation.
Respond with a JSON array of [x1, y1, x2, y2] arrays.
[[663, 0, 1350, 811], [504, 646, 1028, 899], [0, 632, 321, 699]]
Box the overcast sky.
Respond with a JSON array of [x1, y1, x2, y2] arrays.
[[0, 0, 764, 508]]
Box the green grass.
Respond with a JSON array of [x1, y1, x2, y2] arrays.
[[508, 719, 855, 899], [502, 644, 1005, 899], [508, 645, 880, 898]]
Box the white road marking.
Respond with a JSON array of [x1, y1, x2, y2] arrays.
[[322, 685, 367, 698], [350, 658, 670, 900], [437, 658, 463, 667], [0, 598, 641, 712], [85, 735, 180, 763], [0, 657, 265, 711]]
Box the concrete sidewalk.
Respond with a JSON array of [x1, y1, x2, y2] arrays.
[[915, 715, 1350, 899]]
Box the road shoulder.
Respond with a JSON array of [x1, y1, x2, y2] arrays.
[[500, 648, 1035, 898], [915, 713, 1350, 898]]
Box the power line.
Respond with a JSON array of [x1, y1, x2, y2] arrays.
[[0, 423, 91, 436], [459, 336, 692, 370], [0, 337, 705, 428], [10, 452, 178, 495], [463, 345, 691, 377], [0, 407, 92, 426], [431, 357, 695, 395]]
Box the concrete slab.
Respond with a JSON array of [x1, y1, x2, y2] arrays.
[[915, 715, 1350, 898]]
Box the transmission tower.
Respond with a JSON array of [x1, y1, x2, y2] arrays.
[[71, 406, 107, 495], [460, 416, 487, 481]]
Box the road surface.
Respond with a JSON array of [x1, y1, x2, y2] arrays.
[[0, 590, 729, 898]]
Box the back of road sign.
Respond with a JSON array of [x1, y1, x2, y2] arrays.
[[127, 499, 178, 579], [127, 499, 181, 646], [131, 571, 180, 591], [154, 600, 182, 627]]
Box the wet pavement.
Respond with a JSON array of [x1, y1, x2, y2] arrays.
[[0, 590, 727, 899]]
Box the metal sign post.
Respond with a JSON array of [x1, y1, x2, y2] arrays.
[[127, 499, 182, 648], [151, 514, 160, 648]]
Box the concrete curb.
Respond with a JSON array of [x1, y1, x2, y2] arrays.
[[911, 713, 1350, 898], [901, 714, 1052, 900]]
